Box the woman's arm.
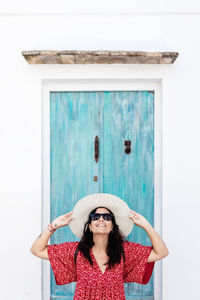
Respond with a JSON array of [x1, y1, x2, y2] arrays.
[[30, 211, 74, 260], [143, 221, 169, 262], [30, 226, 53, 260], [128, 210, 169, 262]]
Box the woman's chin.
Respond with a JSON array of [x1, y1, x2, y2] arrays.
[[93, 230, 109, 235]]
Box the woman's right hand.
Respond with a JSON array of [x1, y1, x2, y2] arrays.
[[52, 211, 74, 229]]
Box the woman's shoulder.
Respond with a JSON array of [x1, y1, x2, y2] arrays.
[[61, 241, 79, 249], [63, 241, 79, 246], [122, 240, 141, 251], [122, 240, 153, 258], [122, 240, 135, 247], [122, 240, 143, 245], [48, 241, 79, 253]]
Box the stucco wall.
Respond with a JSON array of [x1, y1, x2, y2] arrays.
[[0, 6, 199, 300]]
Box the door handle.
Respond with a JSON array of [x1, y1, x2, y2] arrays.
[[124, 140, 131, 154], [94, 136, 99, 162]]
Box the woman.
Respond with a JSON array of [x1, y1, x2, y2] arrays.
[[30, 193, 169, 299]]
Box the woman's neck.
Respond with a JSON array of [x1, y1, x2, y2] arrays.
[[92, 234, 109, 251]]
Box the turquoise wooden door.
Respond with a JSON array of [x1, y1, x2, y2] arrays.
[[50, 91, 154, 300]]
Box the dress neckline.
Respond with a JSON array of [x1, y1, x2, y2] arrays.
[[90, 248, 108, 275]]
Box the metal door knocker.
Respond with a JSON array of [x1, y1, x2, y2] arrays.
[[94, 136, 99, 162], [124, 140, 131, 154]]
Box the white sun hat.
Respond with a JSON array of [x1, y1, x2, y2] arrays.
[[69, 193, 133, 239]]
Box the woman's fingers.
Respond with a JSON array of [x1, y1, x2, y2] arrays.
[[130, 209, 138, 215], [129, 210, 140, 220], [64, 212, 74, 224], [129, 210, 137, 216], [63, 211, 74, 220], [64, 211, 74, 216], [63, 217, 74, 226], [67, 216, 74, 224]]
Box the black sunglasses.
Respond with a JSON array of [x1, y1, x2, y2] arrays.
[[89, 213, 113, 221]]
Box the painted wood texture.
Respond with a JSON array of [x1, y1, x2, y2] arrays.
[[50, 91, 154, 300]]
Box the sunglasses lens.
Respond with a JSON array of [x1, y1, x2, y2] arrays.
[[90, 213, 113, 221], [103, 214, 112, 221], [90, 213, 100, 220]]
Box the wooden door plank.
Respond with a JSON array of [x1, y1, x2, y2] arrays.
[[50, 92, 78, 296], [50, 91, 103, 298], [73, 91, 102, 200], [102, 91, 154, 299]]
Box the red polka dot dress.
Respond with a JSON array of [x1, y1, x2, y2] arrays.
[[47, 241, 155, 299]]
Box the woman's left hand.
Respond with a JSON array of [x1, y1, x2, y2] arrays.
[[128, 210, 149, 228]]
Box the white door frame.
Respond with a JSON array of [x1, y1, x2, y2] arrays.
[[42, 78, 162, 300]]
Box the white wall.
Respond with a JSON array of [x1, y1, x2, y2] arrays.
[[0, 0, 200, 14], [0, 5, 200, 300]]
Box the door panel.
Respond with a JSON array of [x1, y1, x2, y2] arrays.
[[50, 91, 103, 297], [50, 91, 154, 299], [103, 91, 154, 298]]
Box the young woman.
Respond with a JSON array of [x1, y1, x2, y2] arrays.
[[30, 193, 169, 299]]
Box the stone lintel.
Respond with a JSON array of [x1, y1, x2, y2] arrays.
[[22, 50, 179, 64]]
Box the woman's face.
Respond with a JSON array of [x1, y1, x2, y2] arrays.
[[89, 207, 113, 235]]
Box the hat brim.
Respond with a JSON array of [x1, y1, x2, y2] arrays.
[[69, 193, 133, 238]]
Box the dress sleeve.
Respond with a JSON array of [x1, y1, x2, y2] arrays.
[[47, 241, 79, 285], [123, 241, 155, 284]]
